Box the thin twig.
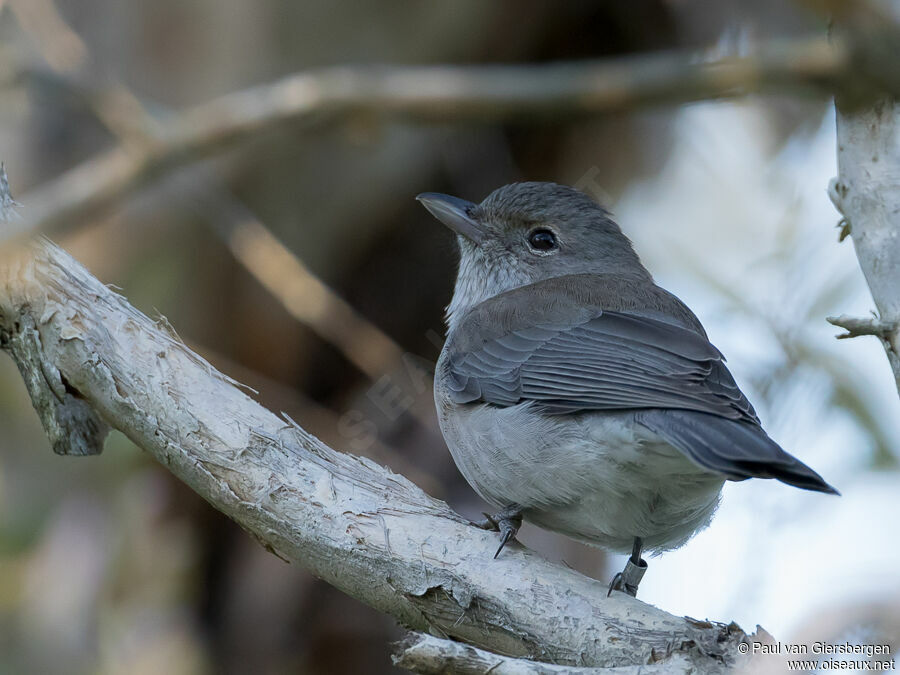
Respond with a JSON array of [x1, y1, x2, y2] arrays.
[[827, 314, 899, 343]]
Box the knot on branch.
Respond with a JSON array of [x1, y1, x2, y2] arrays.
[[827, 178, 854, 241], [828, 177, 849, 213], [1, 312, 108, 455]]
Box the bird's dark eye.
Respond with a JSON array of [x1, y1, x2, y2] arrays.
[[528, 228, 558, 252]]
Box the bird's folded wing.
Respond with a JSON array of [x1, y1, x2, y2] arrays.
[[446, 310, 760, 423]]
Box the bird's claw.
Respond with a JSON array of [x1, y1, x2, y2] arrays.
[[494, 518, 519, 558], [607, 572, 626, 597], [471, 507, 522, 558], [473, 512, 499, 530]]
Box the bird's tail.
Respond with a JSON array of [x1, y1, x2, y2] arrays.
[[635, 409, 839, 495]]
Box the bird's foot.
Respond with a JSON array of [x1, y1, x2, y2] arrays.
[[606, 559, 647, 597], [607, 537, 647, 597], [472, 506, 522, 558]]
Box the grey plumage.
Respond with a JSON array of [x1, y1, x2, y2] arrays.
[[419, 181, 837, 561]]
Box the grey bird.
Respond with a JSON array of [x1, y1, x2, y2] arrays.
[[417, 181, 838, 597]]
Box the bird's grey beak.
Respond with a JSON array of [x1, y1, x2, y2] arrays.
[[416, 192, 485, 245]]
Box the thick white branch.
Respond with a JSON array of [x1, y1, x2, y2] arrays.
[[830, 99, 900, 394], [0, 239, 751, 671]]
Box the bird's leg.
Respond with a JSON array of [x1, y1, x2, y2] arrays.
[[607, 537, 648, 598], [472, 505, 523, 558]]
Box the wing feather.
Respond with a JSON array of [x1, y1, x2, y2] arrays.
[[447, 310, 759, 423]]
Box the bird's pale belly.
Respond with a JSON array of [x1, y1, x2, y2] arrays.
[[436, 389, 725, 554]]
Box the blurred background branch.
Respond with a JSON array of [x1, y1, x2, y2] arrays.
[[0, 34, 860, 244]]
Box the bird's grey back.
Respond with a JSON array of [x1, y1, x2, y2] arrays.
[[447, 272, 707, 355]]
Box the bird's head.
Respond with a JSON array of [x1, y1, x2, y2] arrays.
[[418, 182, 650, 329]]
